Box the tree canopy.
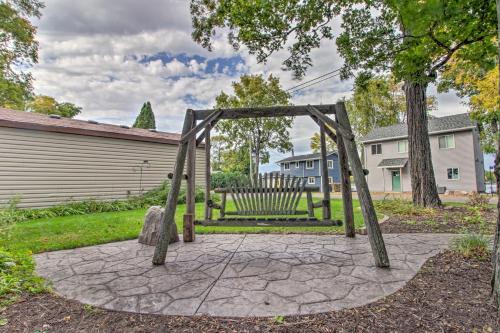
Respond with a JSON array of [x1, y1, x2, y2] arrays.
[[336, 0, 497, 84], [214, 74, 293, 180], [133, 102, 156, 129], [310, 131, 336, 153], [28, 95, 82, 118], [0, 0, 44, 109]]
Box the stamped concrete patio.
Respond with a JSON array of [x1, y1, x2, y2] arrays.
[[35, 233, 453, 317]]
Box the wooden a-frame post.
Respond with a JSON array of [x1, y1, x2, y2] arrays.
[[336, 120, 355, 237], [153, 109, 194, 265], [204, 124, 212, 220], [335, 102, 389, 267], [319, 121, 332, 220], [184, 111, 196, 242]]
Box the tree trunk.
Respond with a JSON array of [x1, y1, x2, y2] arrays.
[[491, 120, 500, 308], [492, 0, 500, 308], [404, 81, 442, 207], [254, 144, 260, 184]]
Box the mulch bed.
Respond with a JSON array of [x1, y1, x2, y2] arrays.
[[1, 251, 498, 333], [380, 205, 497, 234]]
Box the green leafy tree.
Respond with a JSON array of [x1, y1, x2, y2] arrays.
[[28, 95, 82, 118], [310, 132, 336, 153], [215, 74, 293, 181], [210, 134, 250, 174], [133, 101, 156, 129], [336, 1, 496, 207], [190, 0, 496, 207], [0, 0, 44, 109]]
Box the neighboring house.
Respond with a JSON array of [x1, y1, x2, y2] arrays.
[[277, 152, 340, 191], [0, 108, 206, 208], [361, 113, 485, 193]]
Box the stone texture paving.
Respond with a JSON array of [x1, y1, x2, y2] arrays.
[[35, 233, 453, 317]]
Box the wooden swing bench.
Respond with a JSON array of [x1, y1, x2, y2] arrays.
[[196, 174, 343, 227]]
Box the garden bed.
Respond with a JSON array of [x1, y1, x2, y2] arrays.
[[375, 199, 496, 234], [1, 251, 497, 332]]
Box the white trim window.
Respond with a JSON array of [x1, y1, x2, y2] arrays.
[[306, 160, 314, 169], [328, 177, 333, 184], [295, 162, 300, 168], [327, 160, 334, 169], [308, 176, 315, 184], [284, 162, 290, 170], [371, 143, 382, 155], [397, 140, 408, 153], [447, 168, 459, 180], [439, 134, 455, 149]]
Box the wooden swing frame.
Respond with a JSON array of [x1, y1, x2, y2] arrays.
[[152, 101, 390, 268]]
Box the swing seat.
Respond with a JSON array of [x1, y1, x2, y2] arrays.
[[196, 173, 343, 227]]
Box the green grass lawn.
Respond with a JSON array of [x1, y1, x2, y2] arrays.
[[1, 198, 366, 254]]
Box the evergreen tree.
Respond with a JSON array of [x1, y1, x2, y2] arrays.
[[133, 101, 156, 129]]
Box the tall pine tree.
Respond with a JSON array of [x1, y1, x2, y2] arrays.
[[133, 101, 156, 129]]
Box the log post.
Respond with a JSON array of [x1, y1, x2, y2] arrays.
[[153, 109, 194, 265], [319, 121, 332, 220], [204, 125, 212, 221], [337, 126, 355, 237], [184, 112, 196, 242], [335, 101, 390, 268]]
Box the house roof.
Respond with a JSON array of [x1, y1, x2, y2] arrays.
[[0, 108, 182, 145], [361, 113, 476, 143], [377, 158, 408, 168], [277, 151, 337, 164]]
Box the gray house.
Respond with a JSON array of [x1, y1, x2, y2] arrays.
[[277, 152, 340, 191], [361, 113, 485, 193]]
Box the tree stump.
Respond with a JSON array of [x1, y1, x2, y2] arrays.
[[139, 206, 179, 246]]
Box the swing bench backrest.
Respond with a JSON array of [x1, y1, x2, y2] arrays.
[[211, 173, 316, 218]]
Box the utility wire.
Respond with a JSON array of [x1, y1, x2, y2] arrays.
[[285, 68, 341, 92], [288, 72, 340, 94]]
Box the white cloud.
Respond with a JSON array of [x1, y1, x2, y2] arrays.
[[30, 1, 470, 171]]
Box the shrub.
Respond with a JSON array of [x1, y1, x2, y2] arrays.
[[450, 233, 490, 260], [465, 192, 490, 211], [0, 181, 206, 224], [0, 248, 47, 306], [211, 171, 248, 189]]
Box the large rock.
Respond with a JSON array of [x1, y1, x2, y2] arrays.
[[138, 206, 179, 246]]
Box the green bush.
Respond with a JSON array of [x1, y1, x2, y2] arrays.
[[0, 248, 47, 306], [0, 181, 206, 224], [450, 233, 490, 260], [211, 171, 248, 189]]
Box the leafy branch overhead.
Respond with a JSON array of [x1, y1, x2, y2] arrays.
[[190, 0, 339, 79]]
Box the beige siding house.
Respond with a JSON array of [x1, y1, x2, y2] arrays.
[[0, 108, 205, 208], [361, 113, 485, 194]]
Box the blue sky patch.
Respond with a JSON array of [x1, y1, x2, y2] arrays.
[[139, 52, 245, 76]]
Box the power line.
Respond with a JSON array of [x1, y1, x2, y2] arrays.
[[285, 68, 341, 92], [288, 72, 340, 94]]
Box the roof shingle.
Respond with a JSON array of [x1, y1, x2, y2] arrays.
[[277, 151, 337, 163], [0, 108, 182, 145], [361, 113, 475, 143]]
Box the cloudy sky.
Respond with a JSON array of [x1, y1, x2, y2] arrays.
[[32, 0, 489, 170]]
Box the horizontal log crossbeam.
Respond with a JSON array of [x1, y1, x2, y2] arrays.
[[193, 104, 336, 120]]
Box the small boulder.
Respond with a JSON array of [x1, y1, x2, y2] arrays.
[[138, 206, 179, 246]]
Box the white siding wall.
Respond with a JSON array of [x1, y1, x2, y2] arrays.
[[431, 131, 477, 192], [364, 140, 411, 192], [364, 129, 483, 193], [0, 127, 206, 208]]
